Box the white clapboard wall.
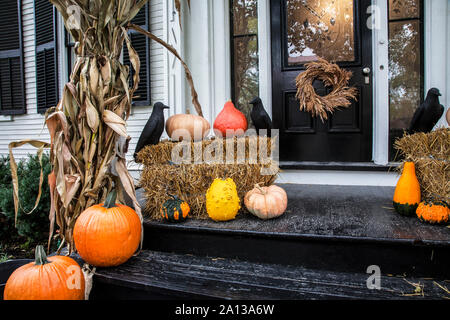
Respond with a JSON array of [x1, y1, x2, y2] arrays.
[[0, 0, 169, 169]]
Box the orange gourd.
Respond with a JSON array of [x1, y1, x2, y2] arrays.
[[73, 189, 142, 267], [393, 162, 421, 216], [4, 245, 85, 300], [166, 114, 210, 141], [416, 200, 449, 224], [244, 184, 288, 220], [213, 101, 248, 137]]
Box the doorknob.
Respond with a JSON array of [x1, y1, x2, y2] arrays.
[[362, 67, 371, 84]]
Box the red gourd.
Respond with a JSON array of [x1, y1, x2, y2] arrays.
[[213, 101, 248, 137]]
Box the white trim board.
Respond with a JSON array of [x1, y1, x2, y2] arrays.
[[371, 0, 389, 165], [127, 167, 400, 187], [424, 0, 450, 128], [276, 170, 399, 187]]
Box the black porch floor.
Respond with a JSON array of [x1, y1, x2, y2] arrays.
[[139, 184, 449, 245], [83, 183, 449, 300], [4, 184, 448, 300]]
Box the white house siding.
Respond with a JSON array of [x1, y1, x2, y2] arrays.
[[0, 0, 168, 167], [0, 0, 45, 160]]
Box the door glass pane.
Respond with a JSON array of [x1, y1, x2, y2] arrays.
[[230, 0, 259, 124], [233, 36, 259, 116], [389, 0, 420, 20], [388, 0, 423, 161], [389, 21, 421, 130], [286, 0, 355, 65], [233, 0, 258, 36]]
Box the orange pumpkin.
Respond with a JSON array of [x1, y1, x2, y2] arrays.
[[166, 113, 210, 141], [213, 101, 248, 137], [244, 184, 288, 220], [4, 245, 85, 300], [416, 200, 449, 224], [393, 162, 421, 216], [73, 189, 142, 267]]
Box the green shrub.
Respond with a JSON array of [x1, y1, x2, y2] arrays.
[[0, 154, 51, 243]]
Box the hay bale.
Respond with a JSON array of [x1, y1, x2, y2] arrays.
[[394, 128, 449, 201], [137, 136, 279, 220]]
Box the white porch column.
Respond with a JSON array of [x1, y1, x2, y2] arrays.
[[371, 0, 390, 165], [425, 0, 449, 128], [183, 0, 231, 129], [165, 0, 185, 115]]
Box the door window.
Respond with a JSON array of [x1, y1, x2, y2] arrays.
[[230, 0, 259, 124], [286, 0, 355, 65], [388, 0, 423, 160]]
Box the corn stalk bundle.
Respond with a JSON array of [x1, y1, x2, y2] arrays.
[[8, 0, 201, 254], [295, 58, 358, 121]]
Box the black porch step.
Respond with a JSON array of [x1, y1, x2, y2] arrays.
[[90, 250, 449, 300], [139, 185, 450, 279]]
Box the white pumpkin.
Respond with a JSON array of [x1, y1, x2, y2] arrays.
[[244, 184, 288, 220]]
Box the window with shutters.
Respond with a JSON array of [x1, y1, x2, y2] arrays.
[[123, 3, 151, 106], [35, 0, 58, 113], [0, 0, 26, 115]]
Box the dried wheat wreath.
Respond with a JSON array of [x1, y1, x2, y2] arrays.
[[295, 58, 358, 121]]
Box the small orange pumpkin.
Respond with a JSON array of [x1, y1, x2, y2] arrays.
[[244, 184, 288, 220], [416, 200, 449, 224], [393, 162, 421, 216], [4, 245, 85, 300], [73, 189, 142, 267], [166, 113, 211, 141]]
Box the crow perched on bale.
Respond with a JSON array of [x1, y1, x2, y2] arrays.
[[409, 88, 445, 134], [134, 102, 169, 161], [249, 97, 273, 137]]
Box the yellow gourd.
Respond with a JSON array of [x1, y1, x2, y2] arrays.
[[206, 178, 241, 221], [393, 162, 421, 216]]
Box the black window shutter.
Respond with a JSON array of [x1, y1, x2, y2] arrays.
[[0, 0, 26, 115], [35, 0, 58, 113], [123, 3, 151, 106]]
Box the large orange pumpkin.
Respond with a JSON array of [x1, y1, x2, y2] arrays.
[[244, 184, 288, 220], [166, 113, 210, 141], [73, 189, 142, 267], [4, 245, 85, 300], [213, 101, 248, 137]]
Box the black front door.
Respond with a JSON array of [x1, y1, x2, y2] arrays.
[[271, 0, 373, 162]]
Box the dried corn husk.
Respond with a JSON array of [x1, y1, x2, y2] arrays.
[[9, 0, 201, 255], [295, 58, 358, 121]]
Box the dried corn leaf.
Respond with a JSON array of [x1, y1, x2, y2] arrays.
[[103, 110, 128, 138], [8, 140, 50, 224]]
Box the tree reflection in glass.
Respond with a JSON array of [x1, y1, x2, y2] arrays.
[[231, 0, 259, 126], [286, 0, 355, 65], [388, 0, 423, 160]]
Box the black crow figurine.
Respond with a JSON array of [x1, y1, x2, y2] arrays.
[[134, 102, 169, 161], [249, 97, 272, 137], [409, 88, 444, 134]]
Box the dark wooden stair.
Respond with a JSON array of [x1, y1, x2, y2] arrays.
[[141, 185, 450, 279], [90, 250, 449, 300], [2, 184, 449, 300]]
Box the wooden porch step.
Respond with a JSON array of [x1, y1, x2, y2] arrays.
[[90, 250, 449, 300], [139, 185, 450, 279]]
